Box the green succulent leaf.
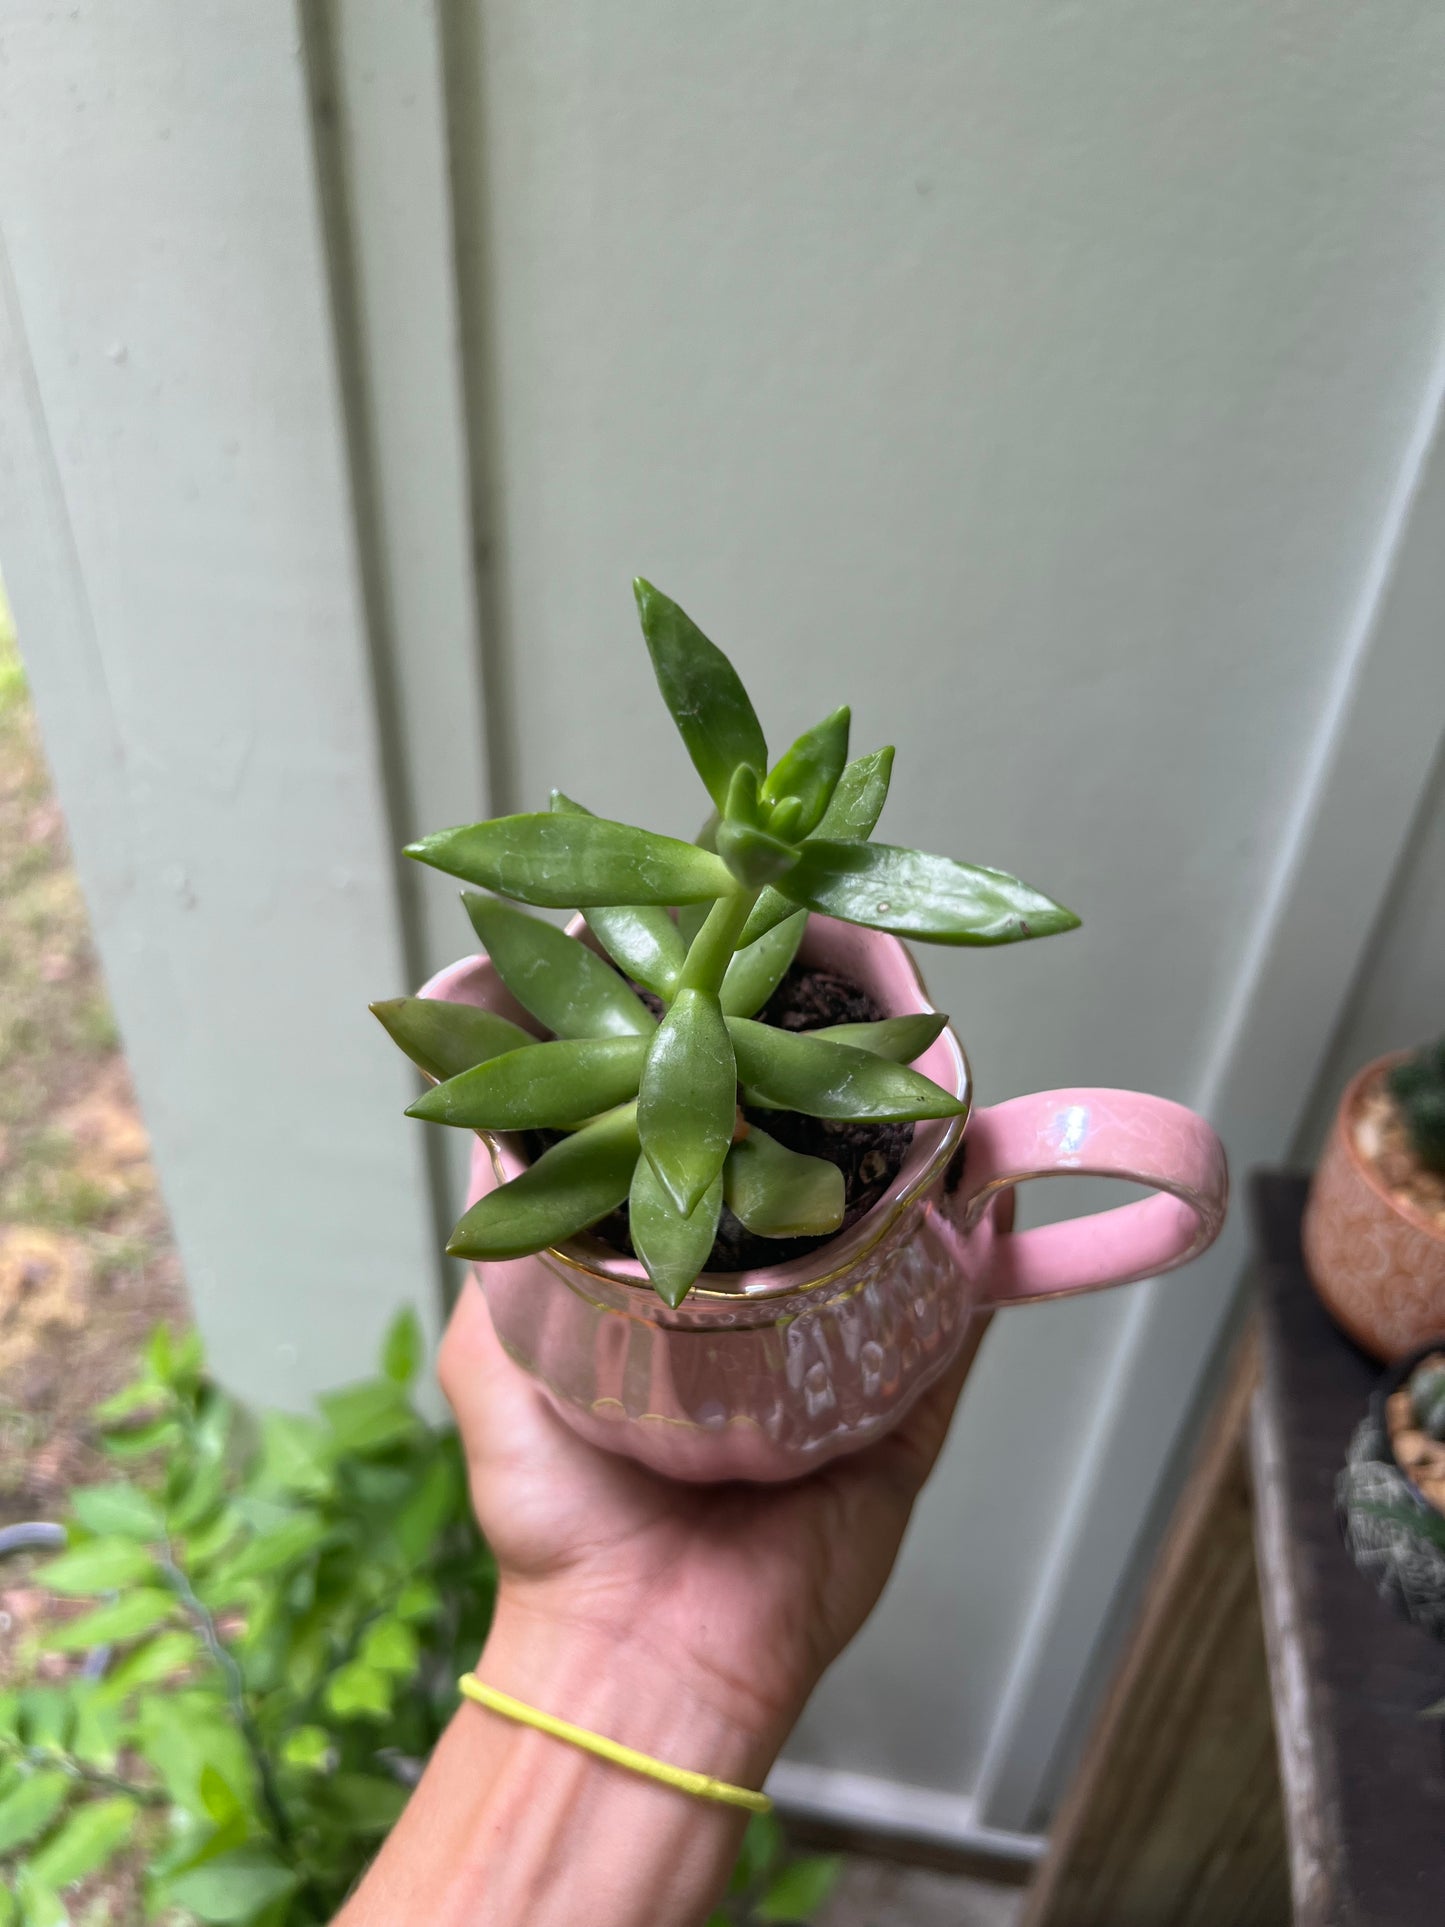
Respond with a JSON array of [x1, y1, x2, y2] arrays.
[[370, 997, 533, 1083], [634, 578, 768, 812], [778, 840, 1081, 945], [761, 705, 851, 837], [407, 1035, 648, 1132], [724, 1128, 845, 1238], [728, 1018, 967, 1122], [638, 990, 737, 1216], [629, 1156, 723, 1306], [739, 746, 895, 943], [720, 911, 808, 1019], [409, 812, 732, 908], [32, 1537, 158, 1597], [464, 897, 655, 1039], [716, 820, 800, 889], [551, 792, 686, 995], [446, 1106, 639, 1260], [815, 745, 893, 840], [722, 762, 765, 828], [810, 1012, 948, 1062]]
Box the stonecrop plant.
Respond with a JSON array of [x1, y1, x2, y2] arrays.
[[373, 581, 1080, 1305]]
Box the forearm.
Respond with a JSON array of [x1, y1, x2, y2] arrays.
[[337, 1597, 789, 1927]]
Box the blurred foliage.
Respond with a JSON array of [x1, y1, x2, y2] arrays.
[[1, 1315, 838, 1924]]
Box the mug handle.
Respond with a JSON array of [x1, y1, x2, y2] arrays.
[[948, 1088, 1228, 1307]]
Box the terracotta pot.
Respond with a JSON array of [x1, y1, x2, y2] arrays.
[[1304, 1055, 1445, 1362], [422, 915, 1228, 1482]]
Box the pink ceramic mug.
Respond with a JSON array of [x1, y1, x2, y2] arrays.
[[422, 915, 1228, 1482]]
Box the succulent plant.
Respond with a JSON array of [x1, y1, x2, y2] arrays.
[[1411, 1361, 1445, 1443], [1387, 1036, 1445, 1176], [372, 580, 1079, 1304]]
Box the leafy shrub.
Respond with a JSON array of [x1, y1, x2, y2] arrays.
[[0, 1319, 838, 1924]]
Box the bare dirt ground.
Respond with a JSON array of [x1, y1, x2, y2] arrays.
[[0, 597, 189, 1529]]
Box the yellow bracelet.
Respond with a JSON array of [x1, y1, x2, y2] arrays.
[[457, 1673, 773, 1815]]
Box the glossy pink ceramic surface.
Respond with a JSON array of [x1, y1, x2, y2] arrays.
[[421, 917, 1227, 1482]]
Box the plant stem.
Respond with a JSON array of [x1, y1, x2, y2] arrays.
[[0, 1738, 167, 1806], [160, 1537, 295, 1851], [677, 888, 761, 997]]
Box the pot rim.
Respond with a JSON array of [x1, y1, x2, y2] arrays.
[[418, 916, 971, 1304], [1338, 1052, 1445, 1247]]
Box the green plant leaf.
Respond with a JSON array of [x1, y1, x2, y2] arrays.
[[720, 911, 808, 1019], [463, 897, 655, 1040], [761, 706, 851, 838], [324, 1661, 392, 1722], [68, 1483, 165, 1542], [728, 1019, 967, 1122], [446, 1106, 640, 1260], [163, 1847, 299, 1922], [634, 578, 768, 812], [716, 820, 799, 889], [202, 1513, 330, 1597], [409, 813, 732, 908], [810, 1012, 948, 1062], [731, 1811, 784, 1892], [381, 1306, 423, 1387], [550, 793, 688, 998], [318, 1379, 419, 1455], [13, 1875, 64, 1927], [407, 1035, 648, 1132], [31, 1537, 159, 1596], [255, 1412, 334, 1498], [392, 1455, 463, 1566], [724, 1128, 845, 1238], [722, 762, 765, 828], [98, 1629, 200, 1698], [815, 745, 893, 840], [92, 1378, 165, 1426], [360, 1617, 419, 1676], [740, 746, 896, 942], [779, 840, 1081, 945], [26, 1795, 136, 1891], [43, 1588, 177, 1654], [756, 1854, 844, 1921], [638, 991, 737, 1215], [280, 1725, 332, 1772], [628, 1156, 722, 1306], [319, 1772, 409, 1834], [102, 1416, 183, 1462], [370, 997, 533, 1083], [0, 1771, 70, 1855], [584, 904, 684, 998], [16, 1690, 70, 1752]]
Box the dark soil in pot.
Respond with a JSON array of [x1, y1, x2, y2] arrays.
[[526, 964, 916, 1276]]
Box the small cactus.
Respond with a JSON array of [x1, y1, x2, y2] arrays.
[[1387, 1036, 1445, 1176]]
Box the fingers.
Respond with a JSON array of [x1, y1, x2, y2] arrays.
[[437, 1278, 544, 1461]]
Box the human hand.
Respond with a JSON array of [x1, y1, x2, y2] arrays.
[[439, 1279, 984, 1749]]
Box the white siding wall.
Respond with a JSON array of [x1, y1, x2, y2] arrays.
[[2, 0, 1444, 1843]]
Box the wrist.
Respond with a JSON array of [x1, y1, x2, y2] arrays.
[[479, 1585, 792, 1790]]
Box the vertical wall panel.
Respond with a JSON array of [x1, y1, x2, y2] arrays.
[[0, 1, 444, 1404]]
